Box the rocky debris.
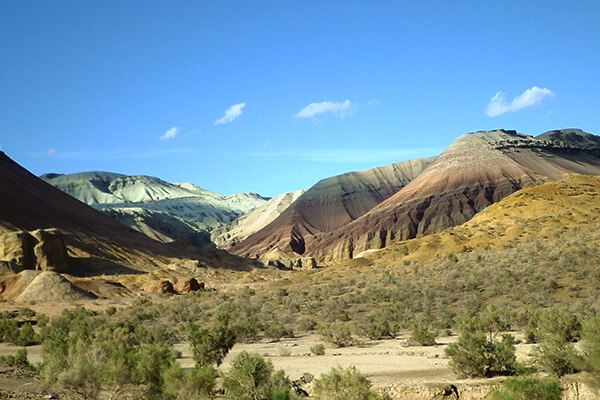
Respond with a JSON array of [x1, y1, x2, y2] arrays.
[[174, 277, 204, 293], [0, 229, 69, 273], [16, 271, 96, 303], [266, 257, 316, 270], [141, 279, 175, 294]]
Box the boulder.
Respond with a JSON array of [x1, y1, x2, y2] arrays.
[[174, 277, 204, 293], [141, 279, 175, 294]]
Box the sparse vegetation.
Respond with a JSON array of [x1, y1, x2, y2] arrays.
[[491, 376, 562, 400]]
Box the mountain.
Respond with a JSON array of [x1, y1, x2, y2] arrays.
[[228, 157, 435, 258], [0, 152, 253, 276], [356, 174, 600, 266], [213, 189, 306, 249], [307, 129, 600, 263], [41, 172, 268, 247]]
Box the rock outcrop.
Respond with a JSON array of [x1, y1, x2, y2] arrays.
[[0, 229, 70, 272], [141, 279, 175, 294], [174, 277, 204, 292]]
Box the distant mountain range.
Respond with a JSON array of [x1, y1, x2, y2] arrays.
[[40, 172, 269, 247]]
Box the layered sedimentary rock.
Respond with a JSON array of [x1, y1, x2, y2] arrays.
[[308, 129, 600, 262], [229, 157, 435, 258], [213, 189, 306, 249]]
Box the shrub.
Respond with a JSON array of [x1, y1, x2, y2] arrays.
[[16, 323, 39, 346], [581, 315, 600, 389], [318, 322, 355, 347], [264, 321, 294, 341], [408, 328, 437, 346], [222, 351, 296, 400], [162, 365, 218, 400], [533, 334, 582, 376], [445, 332, 516, 377], [491, 376, 561, 400], [311, 344, 326, 356], [538, 308, 581, 342], [0, 348, 33, 370], [313, 366, 381, 400], [187, 312, 236, 367]]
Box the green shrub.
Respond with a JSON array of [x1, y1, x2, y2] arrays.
[[0, 348, 33, 370], [445, 332, 516, 377], [318, 322, 355, 347], [16, 323, 39, 346], [491, 376, 561, 400], [538, 308, 581, 342], [162, 365, 218, 399], [187, 312, 236, 367], [533, 334, 582, 376], [310, 344, 326, 355], [264, 321, 294, 341], [222, 351, 296, 400], [408, 328, 437, 346], [581, 315, 600, 389], [313, 366, 381, 400]]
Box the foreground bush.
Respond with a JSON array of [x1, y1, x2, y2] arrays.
[[186, 312, 236, 367], [162, 365, 218, 400], [533, 334, 582, 376], [490, 376, 561, 400], [445, 332, 516, 377], [582, 315, 600, 389], [313, 366, 382, 400], [222, 351, 297, 400]]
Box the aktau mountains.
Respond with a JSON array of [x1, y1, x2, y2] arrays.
[[1, 128, 600, 300]]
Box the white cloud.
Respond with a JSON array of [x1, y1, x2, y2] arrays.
[[486, 86, 555, 117], [295, 99, 353, 119], [160, 126, 180, 140], [215, 103, 246, 125], [46, 148, 56, 156]]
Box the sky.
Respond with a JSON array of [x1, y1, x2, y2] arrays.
[[2, 1, 600, 197]]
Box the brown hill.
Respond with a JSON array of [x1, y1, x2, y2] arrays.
[[308, 129, 600, 263], [228, 157, 435, 258], [0, 152, 251, 276], [358, 174, 600, 266]]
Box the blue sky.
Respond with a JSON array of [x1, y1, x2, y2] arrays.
[[2, 1, 600, 196]]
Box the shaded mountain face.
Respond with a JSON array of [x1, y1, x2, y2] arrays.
[[41, 172, 268, 247], [228, 157, 436, 258], [308, 129, 600, 263]]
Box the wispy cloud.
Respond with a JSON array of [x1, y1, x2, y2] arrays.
[[245, 147, 442, 163], [45, 148, 56, 156], [215, 102, 246, 125], [295, 99, 353, 119], [159, 126, 179, 140], [486, 86, 555, 117]]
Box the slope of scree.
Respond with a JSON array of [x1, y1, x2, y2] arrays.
[[229, 157, 435, 258], [308, 129, 600, 263]]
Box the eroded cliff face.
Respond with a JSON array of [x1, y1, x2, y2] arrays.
[[229, 157, 435, 258], [307, 129, 600, 263]]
